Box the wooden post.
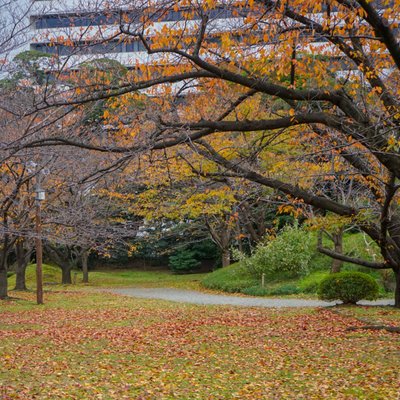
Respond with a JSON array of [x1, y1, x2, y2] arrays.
[[261, 273, 265, 288], [35, 203, 43, 305]]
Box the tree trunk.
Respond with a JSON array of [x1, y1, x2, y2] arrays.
[[0, 245, 7, 298], [394, 269, 400, 309], [0, 269, 7, 299], [14, 240, 32, 291], [222, 249, 230, 267], [205, 217, 232, 268], [82, 250, 89, 283], [61, 266, 72, 284], [45, 245, 74, 285], [14, 268, 27, 291], [331, 230, 344, 273], [0, 213, 9, 299]]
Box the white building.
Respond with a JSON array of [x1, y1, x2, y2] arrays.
[[27, 0, 248, 68], [9, 1, 383, 79]]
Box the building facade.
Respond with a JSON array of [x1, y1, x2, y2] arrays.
[[29, 0, 246, 68]]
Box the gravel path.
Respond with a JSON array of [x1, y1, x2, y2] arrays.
[[109, 288, 394, 308]]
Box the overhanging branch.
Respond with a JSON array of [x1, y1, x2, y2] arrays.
[[317, 244, 387, 270]]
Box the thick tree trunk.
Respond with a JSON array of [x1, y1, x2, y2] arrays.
[[394, 269, 400, 309], [14, 268, 27, 291], [0, 213, 9, 299], [82, 250, 89, 283], [14, 240, 32, 291], [0, 245, 7, 298], [0, 269, 7, 299], [45, 245, 74, 285], [222, 249, 230, 267], [331, 230, 344, 273], [205, 216, 233, 268], [62, 266, 72, 284]]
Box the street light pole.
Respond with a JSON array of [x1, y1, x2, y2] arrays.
[[35, 185, 45, 305]]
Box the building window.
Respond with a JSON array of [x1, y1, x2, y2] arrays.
[[31, 6, 244, 30], [31, 39, 148, 56]]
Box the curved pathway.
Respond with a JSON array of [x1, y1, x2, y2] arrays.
[[109, 288, 394, 308]]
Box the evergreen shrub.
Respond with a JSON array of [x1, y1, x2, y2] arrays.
[[318, 271, 379, 304], [168, 249, 201, 273], [243, 224, 314, 279]]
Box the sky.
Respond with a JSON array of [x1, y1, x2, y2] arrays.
[[0, 0, 33, 73]]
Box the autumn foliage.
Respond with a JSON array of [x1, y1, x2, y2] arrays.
[[2, 0, 400, 306]]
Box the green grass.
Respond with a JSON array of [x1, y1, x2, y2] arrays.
[[0, 290, 399, 399], [297, 271, 330, 293], [84, 269, 207, 289], [202, 232, 394, 297], [202, 265, 330, 297], [201, 262, 256, 293], [8, 263, 61, 288], [7, 231, 394, 300], [337, 305, 400, 326], [202, 265, 392, 298], [8, 264, 207, 291]]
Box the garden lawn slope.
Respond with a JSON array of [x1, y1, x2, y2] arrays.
[[7, 264, 61, 288], [0, 291, 399, 399], [201, 262, 329, 296], [202, 232, 392, 296]]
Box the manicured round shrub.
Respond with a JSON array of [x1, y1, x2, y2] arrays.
[[318, 271, 379, 304]]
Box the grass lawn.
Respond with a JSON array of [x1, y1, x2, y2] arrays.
[[1, 290, 399, 399], [201, 232, 394, 298], [201, 262, 393, 298], [8, 264, 208, 291], [87, 269, 207, 289]]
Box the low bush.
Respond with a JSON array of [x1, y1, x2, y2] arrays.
[[318, 272, 379, 304], [220, 280, 255, 293], [243, 224, 314, 280], [242, 286, 270, 296], [242, 283, 301, 296], [269, 284, 301, 296]]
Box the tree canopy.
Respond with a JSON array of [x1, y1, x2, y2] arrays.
[[1, 0, 400, 305]]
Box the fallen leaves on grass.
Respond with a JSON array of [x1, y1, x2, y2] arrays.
[[0, 292, 399, 399]]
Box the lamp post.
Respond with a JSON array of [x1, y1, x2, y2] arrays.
[[35, 184, 45, 305]]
